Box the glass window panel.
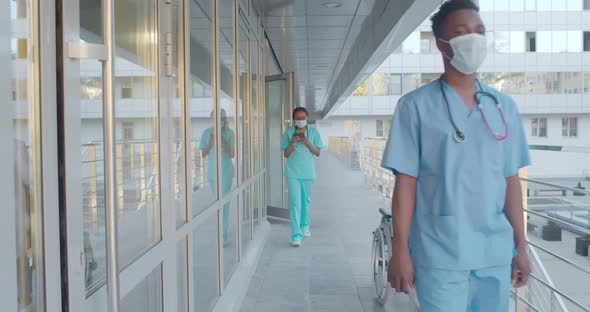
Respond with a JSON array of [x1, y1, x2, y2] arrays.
[[537, 0, 552, 10], [250, 37, 258, 179], [193, 213, 219, 312], [495, 32, 510, 53], [553, 0, 568, 10], [537, 31, 552, 53], [539, 118, 547, 137], [495, 0, 509, 11], [584, 32, 590, 51], [402, 32, 420, 54], [219, 0, 237, 246], [479, 0, 494, 11], [169, 1, 186, 228], [11, 0, 44, 309], [391, 74, 402, 95], [531, 118, 539, 137], [352, 80, 368, 96], [510, 0, 525, 11], [420, 32, 436, 54], [223, 196, 239, 284], [584, 73, 590, 93], [189, 0, 216, 217], [241, 187, 252, 251], [238, 25, 248, 184], [585, 0, 590, 10], [402, 74, 420, 94], [567, 0, 583, 10], [567, 31, 582, 52], [114, 0, 161, 267], [372, 73, 390, 96], [552, 31, 567, 52], [120, 266, 162, 312], [526, 32, 536, 52], [79, 59, 107, 292], [564, 72, 581, 94], [177, 239, 188, 312], [562, 117, 568, 136], [525, 0, 537, 11], [510, 32, 526, 53], [571, 118, 578, 137]]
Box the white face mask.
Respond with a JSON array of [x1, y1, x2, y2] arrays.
[[439, 33, 487, 75], [294, 120, 307, 128]]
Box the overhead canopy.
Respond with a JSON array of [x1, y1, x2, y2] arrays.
[[262, 0, 442, 118]]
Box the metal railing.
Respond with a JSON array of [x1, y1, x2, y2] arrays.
[[358, 137, 590, 312], [327, 136, 360, 169]]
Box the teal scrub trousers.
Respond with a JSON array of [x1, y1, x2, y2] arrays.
[[208, 176, 233, 241], [286, 177, 313, 240], [415, 265, 511, 312]]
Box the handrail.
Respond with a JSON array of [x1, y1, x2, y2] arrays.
[[526, 208, 590, 236], [527, 240, 590, 276], [524, 177, 590, 196], [529, 272, 590, 312]]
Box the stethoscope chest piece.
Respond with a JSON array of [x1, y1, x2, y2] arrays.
[[453, 130, 466, 143]]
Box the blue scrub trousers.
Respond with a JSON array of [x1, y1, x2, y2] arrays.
[[415, 265, 511, 312], [286, 178, 313, 240]]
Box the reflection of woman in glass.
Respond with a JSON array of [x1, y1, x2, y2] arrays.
[[199, 109, 235, 243]]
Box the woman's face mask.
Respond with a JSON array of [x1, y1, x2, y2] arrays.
[[294, 120, 307, 128], [439, 33, 487, 75]]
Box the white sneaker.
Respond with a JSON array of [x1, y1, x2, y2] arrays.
[[291, 238, 302, 247], [302, 228, 311, 237]]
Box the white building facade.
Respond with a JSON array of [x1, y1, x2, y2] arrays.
[[318, 0, 590, 179]]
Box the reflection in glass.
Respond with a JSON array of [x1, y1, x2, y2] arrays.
[[402, 74, 420, 94], [169, 1, 187, 228], [372, 73, 391, 96], [218, 0, 237, 246], [190, 0, 216, 217], [509, 32, 525, 53], [11, 0, 44, 310], [352, 80, 369, 96], [537, 31, 552, 53], [193, 213, 219, 312], [177, 239, 188, 312], [114, 0, 161, 266], [495, 31, 510, 53], [120, 265, 162, 312], [224, 196, 239, 284], [567, 31, 582, 53], [79, 59, 107, 292]]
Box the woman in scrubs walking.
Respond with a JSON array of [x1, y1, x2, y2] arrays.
[[382, 1, 531, 311], [281, 107, 324, 247]]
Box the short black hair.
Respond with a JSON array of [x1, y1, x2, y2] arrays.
[[292, 107, 308, 119], [431, 0, 479, 39]]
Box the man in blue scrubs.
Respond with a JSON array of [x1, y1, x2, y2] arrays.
[[281, 107, 324, 247], [381, 1, 530, 311]]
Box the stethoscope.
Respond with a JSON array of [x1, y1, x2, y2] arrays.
[[439, 76, 509, 143]]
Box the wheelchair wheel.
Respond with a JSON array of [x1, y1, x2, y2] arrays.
[[372, 227, 390, 304]]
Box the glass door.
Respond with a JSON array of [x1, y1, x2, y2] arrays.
[[265, 73, 293, 218], [59, 0, 166, 311]]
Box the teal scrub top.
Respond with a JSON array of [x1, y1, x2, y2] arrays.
[[381, 79, 530, 271], [281, 126, 325, 180], [199, 127, 235, 183]]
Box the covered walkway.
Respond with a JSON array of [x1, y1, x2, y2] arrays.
[[240, 152, 415, 312]]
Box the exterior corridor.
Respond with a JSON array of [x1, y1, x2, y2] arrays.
[[240, 152, 415, 312]]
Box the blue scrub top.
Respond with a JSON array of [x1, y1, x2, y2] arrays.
[[281, 126, 325, 180], [199, 127, 235, 183], [381, 79, 530, 271]]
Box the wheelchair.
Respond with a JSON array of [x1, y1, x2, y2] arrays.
[[371, 208, 420, 309]]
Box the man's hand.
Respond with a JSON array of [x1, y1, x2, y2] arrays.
[[511, 250, 530, 288], [388, 240, 415, 294], [291, 135, 303, 143]]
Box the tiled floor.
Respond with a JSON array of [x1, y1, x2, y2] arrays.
[[240, 153, 417, 312]]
